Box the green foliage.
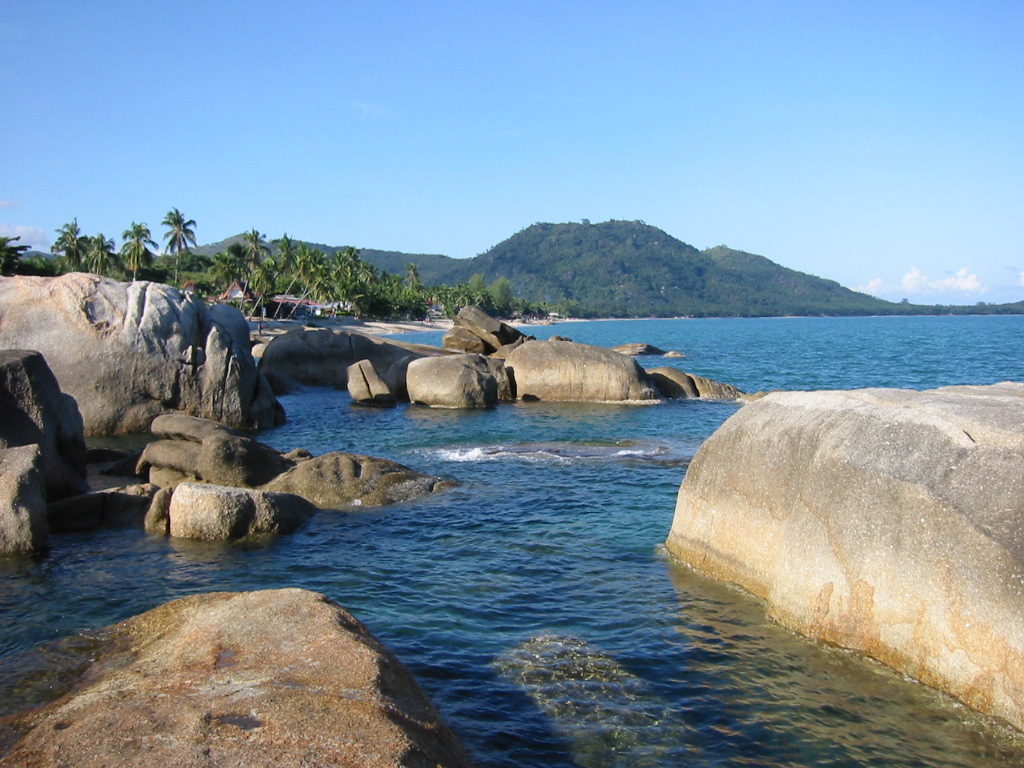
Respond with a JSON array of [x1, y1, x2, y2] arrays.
[[0, 236, 31, 276], [120, 222, 157, 280]]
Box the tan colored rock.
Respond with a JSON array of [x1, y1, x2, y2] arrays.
[[347, 359, 396, 406], [167, 482, 316, 540], [665, 383, 1024, 730], [611, 342, 665, 356], [0, 274, 282, 435], [0, 445, 47, 554], [259, 328, 444, 391], [0, 588, 474, 768], [442, 305, 529, 355], [647, 367, 743, 399], [407, 354, 510, 408], [505, 340, 660, 403]]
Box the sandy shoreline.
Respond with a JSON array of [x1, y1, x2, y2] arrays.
[[247, 315, 567, 338]]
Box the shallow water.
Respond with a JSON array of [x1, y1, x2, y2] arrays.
[[2, 315, 1023, 766]]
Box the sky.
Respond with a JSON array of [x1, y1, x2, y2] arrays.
[[2, 0, 1022, 305]]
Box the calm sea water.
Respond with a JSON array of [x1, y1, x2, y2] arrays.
[[2, 315, 1023, 767]]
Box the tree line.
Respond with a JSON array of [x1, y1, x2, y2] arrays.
[[1, 210, 548, 321]]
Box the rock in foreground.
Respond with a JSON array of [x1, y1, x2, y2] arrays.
[[0, 588, 474, 768], [0, 274, 282, 435], [665, 383, 1024, 730]]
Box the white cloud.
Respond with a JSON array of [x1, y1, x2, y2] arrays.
[[0, 223, 50, 250], [856, 277, 887, 297], [0, 198, 19, 209], [898, 266, 985, 295], [1019, 270, 1024, 287]]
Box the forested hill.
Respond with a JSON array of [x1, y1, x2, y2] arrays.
[[443, 220, 897, 317]]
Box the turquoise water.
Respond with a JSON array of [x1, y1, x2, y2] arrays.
[[2, 315, 1024, 766]]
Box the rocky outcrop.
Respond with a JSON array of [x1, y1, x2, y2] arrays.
[[0, 445, 47, 554], [611, 342, 665, 356], [47, 484, 158, 533], [0, 350, 87, 500], [259, 328, 445, 395], [665, 383, 1024, 730], [0, 589, 474, 767], [647, 367, 744, 400], [167, 483, 316, 540], [137, 414, 450, 510], [505, 340, 660, 403], [0, 274, 282, 435], [442, 306, 530, 355], [407, 354, 511, 408], [347, 359, 397, 407]]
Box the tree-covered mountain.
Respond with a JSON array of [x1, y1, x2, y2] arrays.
[[194, 221, 1024, 317]]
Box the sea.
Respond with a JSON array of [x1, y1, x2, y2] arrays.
[[2, 315, 1023, 767]]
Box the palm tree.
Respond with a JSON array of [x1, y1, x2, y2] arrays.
[[211, 244, 245, 291], [0, 236, 31, 276], [248, 256, 279, 318], [405, 261, 421, 287], [120, 222, 157, 280], [86, 234, 117, 276], [161, 208, 197, 284], [52, 219, 85, 271], [271, 234, 300, 317]]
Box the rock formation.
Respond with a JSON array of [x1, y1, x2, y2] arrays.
[[646, 367, 744, 399], [0, 349, 87, 501], [611, 342, 665, 356], [407, 353, 512, 408], [0, 589, 475, 767], [347, 359, 397, 406], [259, 328, 445, 395], [505, 340, 660, 403], [166, 483, 317, 540], [442, 305, 531, 355], [0, 274, 282, 435], [0, 445, 47, 554], [137, 414, 450, 510], [665, 383, 1024, 730]]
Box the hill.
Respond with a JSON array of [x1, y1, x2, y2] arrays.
[[193, 222, 1023, 317]]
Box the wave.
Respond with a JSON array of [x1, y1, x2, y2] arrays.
[[426, 439, 690, 465]]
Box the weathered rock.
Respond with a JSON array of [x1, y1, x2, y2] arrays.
[[263, 452, 450, 509], [0, 445, 47, 554], [0, 274, 283, 435], [490, 337, 527, 359], [259, 328, 443, 392], [0, 350, 87, 500], [647, 367, 744, 400], [505, 340, 660, 403], [137, 415, 449, 510], [406, 354, 510, 408], [143, 486, 172, 536], [137, 414, 293, 489], [0, 589, 474, 767], [167, 483, 316, 540], [663, 350, 686, 358], [442, 305, 529, 355], [47, 484, 158, 533], [665, 383, 1024, 730], [611, 342, 665, 356], [347, 359, 396, 407]]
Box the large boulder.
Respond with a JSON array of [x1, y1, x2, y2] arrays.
[[406, 353, 511, 408], [259, 328, 445, 394], [665, 383, 1024, 730], [0, 589, 474, 767], [0, 350, 87, 500], [611, 342, 665, 356], [167, 483, 317, 540], [443, 305, 529, 355], [347, 359, 396, 407], [505, 340, 660, 403], [136, 414, 450, 510], [647, 366, 744, 400], [0, 445, 47, 554], [0, 274, 283, 435]]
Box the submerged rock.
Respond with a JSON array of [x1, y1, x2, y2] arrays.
[[0, 274, 282, 435], [665, 382, 1024, 730], [611, 342, 665, 356], [505, 340, 660, 403], [0, 589, 475, 767]]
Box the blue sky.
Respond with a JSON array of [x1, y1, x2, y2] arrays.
[[2, 1, 1022, 304]]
